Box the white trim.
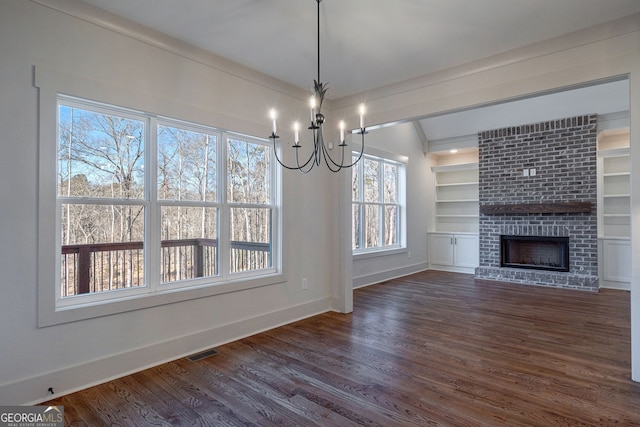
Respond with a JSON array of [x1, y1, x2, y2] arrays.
[[431, 162, 479, 173], [597, 111, 630, 132], [353, 247, 407, 261], [428, 265, 477, 275], [427, 134, 478, 154], [40, 273, 286, 327], [4, 296, 331, 405], [352, 263, 428, 289], [363, 146, 409, 164]]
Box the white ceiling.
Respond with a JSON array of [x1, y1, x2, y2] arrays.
[[78, 0, 640, 100]]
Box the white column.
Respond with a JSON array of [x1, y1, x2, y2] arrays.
[[630, 65, 640, 382], [336, 164, 354, 313]]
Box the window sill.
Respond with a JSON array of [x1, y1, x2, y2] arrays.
[[39, 273, 286, 327], [353, 247, 407, 261]]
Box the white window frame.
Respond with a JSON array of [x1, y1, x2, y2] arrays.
[[56, 96, 151, 309], [36, 67, 283, 327], [352, 148, 407, 256]]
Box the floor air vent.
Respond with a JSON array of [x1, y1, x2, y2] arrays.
[[186, 348, 219, 362]]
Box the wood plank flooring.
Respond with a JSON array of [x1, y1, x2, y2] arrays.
[[45, 271, 640, 426]]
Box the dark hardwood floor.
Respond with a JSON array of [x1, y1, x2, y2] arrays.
[[46, 270, 640, 426]]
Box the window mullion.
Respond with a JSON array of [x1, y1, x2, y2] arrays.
[[378, 159, 384, 248], [219, 133, 230, 278], [146, 116, 159, 291]]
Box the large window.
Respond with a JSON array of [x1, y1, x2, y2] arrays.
[[57, 96, 277, 307], [352, 153, 404, 253]]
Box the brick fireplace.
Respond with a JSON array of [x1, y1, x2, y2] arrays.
[[475, 115, 598, 290]]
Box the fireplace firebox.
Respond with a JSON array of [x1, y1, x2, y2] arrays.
[[500, 235, 569, 272]]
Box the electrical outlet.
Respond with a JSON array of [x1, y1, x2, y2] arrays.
[[301, 278, 308, 290], [407, 251, 412, 259]]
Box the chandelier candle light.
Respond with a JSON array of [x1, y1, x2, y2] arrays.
[[268, 0, 366, 173]]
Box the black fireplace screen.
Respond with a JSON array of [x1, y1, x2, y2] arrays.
[[500, 235, 570, 272]]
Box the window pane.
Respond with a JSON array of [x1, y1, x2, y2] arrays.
[[158, 126, 217, 201], [161, 206, 218, 282], [227, 138, 270, 204], [363, 158, 379, 203], [384, 205, 398, 245], [364, 204, 379, 248], [230, 207, 272, 273], [384, 163, 397, 203], [60, 204, 145, 297], [58, 105, 145, 199], [352, 203, 361, 250]]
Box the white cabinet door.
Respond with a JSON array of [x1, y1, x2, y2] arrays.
[[453, 234, 479, 269], [429, 233, 454, 266], [602, 239, 631, 283]]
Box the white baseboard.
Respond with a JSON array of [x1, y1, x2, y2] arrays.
[[599, 279, 631, 291], [428, 264, 477, 275], [353, 262, 429, 289], [2, 297, 332, 405]]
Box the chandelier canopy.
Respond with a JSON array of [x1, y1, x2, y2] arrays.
[[268, 0, 366, 173]]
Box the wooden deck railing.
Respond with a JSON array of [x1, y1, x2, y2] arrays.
[[61, 239, 271, 296]]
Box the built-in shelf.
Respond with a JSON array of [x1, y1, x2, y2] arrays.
[[598, 146, 630, 239], [431, 163, 479, 233], [603, 194, 630, 198], [603, 172, 630, 177]]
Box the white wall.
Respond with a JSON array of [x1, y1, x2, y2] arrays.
[[0, 0, 342, 404], [352, 122, 431, 288]]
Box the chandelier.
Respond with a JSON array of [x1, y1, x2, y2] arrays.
[[268, 0, 366, 173]]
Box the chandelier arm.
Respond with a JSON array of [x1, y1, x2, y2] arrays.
[[321, 139, 347, 171], [323, 129, 366, 169], [272, 136, 314, 171], [316, 123, 344, 168], [321, 140, 344, 172], [295, 141, 316, 173], [347, 130, 367, 167]]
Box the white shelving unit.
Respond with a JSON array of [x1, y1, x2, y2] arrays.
[[432, 164, 479, 233], [600, 149, 630, 238], [429, 162, 479, 273], [597, 131, 631, 290]]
